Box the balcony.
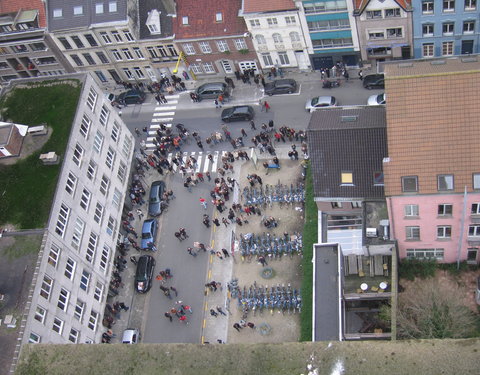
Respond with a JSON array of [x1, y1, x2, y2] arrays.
[[292, 42, 303, 50], [274, 43, 286, 51]]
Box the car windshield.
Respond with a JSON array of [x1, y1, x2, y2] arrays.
[[142, 231, 151, 239], [150, 196, 159, 203], [378, 94, 385, 102], [311, 97, 319, 106]]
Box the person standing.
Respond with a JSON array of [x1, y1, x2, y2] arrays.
[[210, 309, 218, 317], [358, 69, 363, 80], [233, 323, 242, 332], [187, 247, 197, 257], [164, 312, 173, 322], [213, 218, 220, 227], [264, 101, 270, 112], [221, 248, 230, 258], [199, 197, 207, 209]]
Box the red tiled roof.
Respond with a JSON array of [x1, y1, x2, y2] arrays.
[[354, 0, 411, 12], [174, 0, 247, 39], [243, 0, 297, 13], [0, 0, 46, 28]]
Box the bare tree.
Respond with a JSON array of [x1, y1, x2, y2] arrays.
[[396, 278, 477, 339]]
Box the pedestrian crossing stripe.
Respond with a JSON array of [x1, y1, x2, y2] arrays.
[[153, 106, 177, 111], [151, 117, 174, 123], [153, 112, 176, 117], [149, 124, 172, 129], [158, 150, 230, 174]]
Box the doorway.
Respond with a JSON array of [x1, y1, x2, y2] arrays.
[[462, 40, 474, 55], [221, 60, 233, 74], [108, 69, 121, 83]]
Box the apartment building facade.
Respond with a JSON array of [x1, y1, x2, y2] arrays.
[[240, 0, 311, 71], [46, 0, 179, 85], [0, 0, 74, 83], [383, 57, 480, 264], [353, 0, 413, 62], [412, 0, 480, 58], [22, 73, 134, 345]]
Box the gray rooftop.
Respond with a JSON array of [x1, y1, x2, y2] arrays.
[[0, 124, 13, 146], [137, 0, 175, 40], [307, 106, 387, 199]]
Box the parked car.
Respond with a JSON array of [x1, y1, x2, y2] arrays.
[[195, 82, 231, 101], [221, 106, 255, 122], [363, 74, 385, 90], [134, 255, 155, 293], [148, 180, 165, 217], [305, 96, 337, 112], [367, 93, 386, 106], [140, 219, 157, 250], [117, 89, 146, 105], [264, 79, 297, 96], [122, 328, 140, 344]]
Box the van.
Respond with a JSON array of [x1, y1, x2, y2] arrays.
[[122, 328, 140, 344], [117, 89, 146, 105], [195, 82, 231, 101]]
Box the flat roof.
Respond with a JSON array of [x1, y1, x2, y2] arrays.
[[0, 124, 13, 146]]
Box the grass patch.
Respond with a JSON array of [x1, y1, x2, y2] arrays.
[[398, 258, 437, 281], [0, 80, 81, 229], [300, 163, 317, 341], [2, 234, 43, 260]]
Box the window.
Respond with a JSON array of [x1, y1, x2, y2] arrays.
[[272, 33, 283, 43], [442, 41, 454, 55], [30, 42, 47, 51], [255, 35, 266, 45], [94, 202, 104, 224], [438, 174, 454, 190], [106, 216, 116, 236], [423, 43, 434, 57], [34, 306, 47, 324], [86, 87, 98, 110], [203, 62, 215, 73], [105, 147, 116, 169], [123, 68, 133, 80], [341, 172, 353, 185], [64, 258, 76, 280], [52, 317, 64, 334], [112, 188, 122, 208], [278, 52, 290, 65], [111, 121, 121, 142], [423, 24, 434, 36], [74, 299, 85, 321], [83, 53, 95, 65], [182, 16, 189, 25], [100, 175, 110, 196], [99, 245, 110, 273], [438, 204, 453, 216], [87, 159, 97, 180], [285, 16, 296, 24], [72, 143, 84, 167], [70, 54, 83, 67], [95, 52, 109, 64], [406, 248, 444, 260], [423, 1, 434, 13], [53, 9, 63, 18], [250, 19, 260, 27], [109, 1, 118, 12], [267, 18, 278, 26], [147, 46, 158, 58], [465, 0, 477, 9], [406, 226, 420, 240], [471, 203, 480, 214], [40, 275, 53, 300], [84, 34, 98, 47], [401, 176, 418, 192], [133, 47, 144, 59], [111, 49, 122, 61], [443, 0, 455, 11], [69, 328, 79, 343], [65, 172, 77, 195], [387, 28, 402, 38], [443, 23, 454, 35], [86, 232, 98, 263], [99, 105, 110, 126], [385, 8, 401, 17], [47, 244, 60, 268], [123, 29, 134, 41], [215, 40, 229, 52], [167, 44, 178, 56], [189, 63, 202, 74], [215, 12, 223, 22], [373, 172, 384, 186], [57, 288, 70, 311], [80, 114, 91, 138], [290, 32, 301, 42], [437, 226, 452, 238], [463, 20, 475, 33], [55, 203, 70, 237], [369, 31, 385, 39], [80, 270, 90, 291], [468, 225, 480, 236], [474, 173, 480, 189], [366, 10, 382, 19], [133, 67, 145, 79], [122, 136, 132, 157], [71, 217, 85, 250], [262, 53, 273, 66], [95, 3, 104, 14], [94, 281, 105, 301], [88, 310, 99, 331], [117, 162, 127, 183], [29, 332, 41, 343], [199, 41, 212, 54], [404, 204, 419, 217], [183, 43, 195, 55], [100, 32, 112, 44], [122, 48, 133, 60], [58, 37, 72, 50], [71, 36, 84, 48], [79, 188, 91, 211], [331, 202, 343, 208]]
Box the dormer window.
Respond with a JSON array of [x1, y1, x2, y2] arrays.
[[53, 9, 63, 18], [146, 9, 161, 35], [182, 16, 189, 25], [216, 13, 223, 22]]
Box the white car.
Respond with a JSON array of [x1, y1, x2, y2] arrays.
[[367, 93, 386, 106], [305, 96, 337, 112], [122, 328, 140, 344]]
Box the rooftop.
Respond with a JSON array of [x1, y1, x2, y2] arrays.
[[137, 0, 175, 40], [242, 0, 297, 14], [0, 123, 13, 146], [0, 0, 46, 28]]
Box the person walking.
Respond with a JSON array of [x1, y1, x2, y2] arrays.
[[187, 247, 197, 257], [233, 323, 242, 332], [250, 120, 256, 130], [221, 248, 230, 258], [170, 286, 178, 297], [174, 231, 183, 241], [136, 209, 144, 220], [130, 256, 137, 265], [198, 243, 206, 252], [179, 315, 189, 324], [264, 101, 270, 112], [222, 218, 229, 227], [217, 306, 227, 316], [210, 309, 218, 317], [247, 322, 255, 329], [212, 218, 220, 227], [179, 227, 188, 239], [199, 197, 207, 209], [258, 255, 268, 267], [203, 214, 210, 228], [164, 312, 173, 322], [135, 128, 141, 137]]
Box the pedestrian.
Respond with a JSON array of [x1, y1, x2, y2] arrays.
[[250, 120, 256, 130], [136, 209, 144, 220], [210, 309, 218, 317], [241, 128, 247, 137], [119, 302, 129, 311], [179, 315, 189, 324], [164, 312, 173, 322], [222, 217, 229, 227], [213, 218, 220, 227], [221, 248, 230, 258], [203, 215, 210, 228], [199, 197, 207, 209], [187, 247, 197, 257], [175, 231, 183, 241], [198, 243, 206, 252], [179, 227, 188, 239], [142, 126, 148, 135], [130, 256, 137, 265], [170, 286, 178, 297], [358, 69, 363, 80], [258, 255, 268, 266], [135, 128, 141, 137], [206, 171, 211, 181], [264, 101, 270, 112], [217, 306, 227, 316], [215, 251, 224, 260], [233, 323, 242, 332], [247, 322, 255, 329]]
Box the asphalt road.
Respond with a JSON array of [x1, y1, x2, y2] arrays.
[[118, 74, 382, 343]]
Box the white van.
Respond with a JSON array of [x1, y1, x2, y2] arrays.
[[122, 328, 140, 344]]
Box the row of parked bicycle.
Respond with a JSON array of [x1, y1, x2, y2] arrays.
[[227, 280, 302, 316], [242, 182, 305, 207], [239, 232, 303, 260]]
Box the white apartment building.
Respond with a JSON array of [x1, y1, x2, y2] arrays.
[[22, 73, 134, 345]]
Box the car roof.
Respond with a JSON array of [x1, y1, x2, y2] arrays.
[[198, 82, 226, 89], [151, 180, 165, 188], [316, 96, 334, 104], [232, 106, 253, 113], [142, 219, 155, 230], [275, 79, 295, 84]]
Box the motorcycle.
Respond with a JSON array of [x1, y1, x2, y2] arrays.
[[322, 80, 340, 89]]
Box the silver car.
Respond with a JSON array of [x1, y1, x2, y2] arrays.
[[367, 93, 386, 106], [305, 96, 337, 112]]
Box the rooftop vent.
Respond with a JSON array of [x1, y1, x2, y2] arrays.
[[341, 115, 358, 122], [462, 57, 477, 63], [431, 60, 446, 65], [398, 62, 413, 68]]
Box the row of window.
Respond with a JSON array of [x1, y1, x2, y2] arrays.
[[365, 8, 402, 19], [401, 174, 480, 193], [0, 42, 47, 55], [254, 32, 301, 45], [405, 224, 480, 240], [404, 203, 480, 217], [303, 1, 347, 14], [422, 21, 475, 37], [422, 0, 476, 14], [367, 28, 403, 40], [181, 12, 224, 26], [182, 39, 247, 55], [308, 19, 350, 32], [339, 171, 384, 186], [312, 38, 353, 49], [249, 16, 297, 28], [406, 247, 478, 261], [53, 2, 118, 19]]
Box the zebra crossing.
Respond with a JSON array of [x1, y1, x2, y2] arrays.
[[146, 94, 179, 150], [165, 150, 231, 174]]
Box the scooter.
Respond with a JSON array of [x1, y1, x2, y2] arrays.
[[322, 80, 340, 89]]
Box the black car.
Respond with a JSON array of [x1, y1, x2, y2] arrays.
[[264, 79, 297, 96], [363, 74, 385, 90], [117, 89, 146, 105], [135, 255, 155, 293], [148, 181, 165, 217], [221, 106, 255, 122]]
